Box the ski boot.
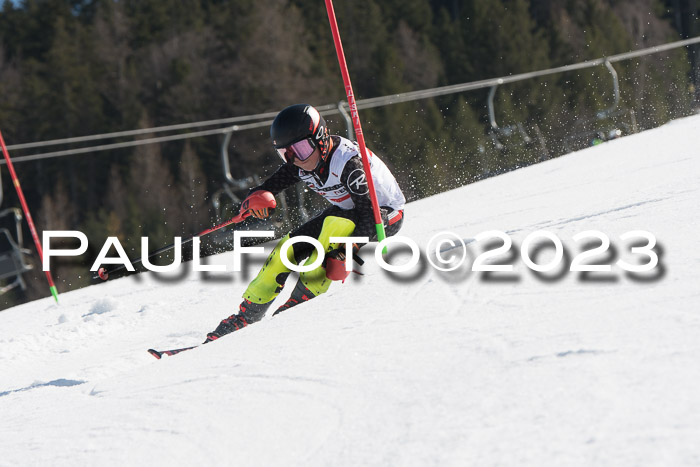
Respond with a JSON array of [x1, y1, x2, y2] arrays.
[[272, 280, 316, 316], [204, 299, 271, 343]]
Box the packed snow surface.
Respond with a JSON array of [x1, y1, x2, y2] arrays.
[[1, 115, 699, 466]]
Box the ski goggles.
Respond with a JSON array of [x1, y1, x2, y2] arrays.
[[276, 138, 316, 163]]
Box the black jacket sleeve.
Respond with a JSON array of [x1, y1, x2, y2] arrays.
[[248, 163, 300, 196], [340, 156, 376, 239]]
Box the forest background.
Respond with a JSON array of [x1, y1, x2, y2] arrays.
[[0, 0, 698, 308]]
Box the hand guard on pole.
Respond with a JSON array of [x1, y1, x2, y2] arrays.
[[241, 190, 276, 219]]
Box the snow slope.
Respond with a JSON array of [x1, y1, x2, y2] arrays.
[[1, 115, 699, 466]]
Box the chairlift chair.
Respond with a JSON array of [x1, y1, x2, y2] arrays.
[[0, 207, 34, 295], [486, 84, 547, 156]]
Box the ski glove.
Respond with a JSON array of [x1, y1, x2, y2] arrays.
[[324, 245, 364, 282], [241, 190, 276, 219]]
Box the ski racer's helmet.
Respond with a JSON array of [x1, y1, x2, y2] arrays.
[[270, 104, 330, 164]]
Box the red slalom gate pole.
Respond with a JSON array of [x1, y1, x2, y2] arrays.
[[0, 130, 59, 303], [324, 0, 387, 245]]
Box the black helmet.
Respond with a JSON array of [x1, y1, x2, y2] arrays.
[[270, 104, 330, 163]]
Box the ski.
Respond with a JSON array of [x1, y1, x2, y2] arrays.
[[147, 346, 198, 359]]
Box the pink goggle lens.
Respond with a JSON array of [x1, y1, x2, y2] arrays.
[[276, 138, 315, 163]]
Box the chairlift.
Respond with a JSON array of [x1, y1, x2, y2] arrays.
[[566, 60, 637, 149], [593, 61, 635, 140], [0, 168, 34, 295], [213, 128, 264, 222], [596, 60, 621, 120], [486, 84, 548, 156]]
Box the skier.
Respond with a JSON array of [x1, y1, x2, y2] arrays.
[[204, 104, 406, 342]]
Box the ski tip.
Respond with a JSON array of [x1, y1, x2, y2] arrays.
[[148, 345, 198, 359]]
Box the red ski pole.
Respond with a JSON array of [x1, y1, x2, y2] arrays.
[[95, 190, 276, 280], [0, 130, 59, 303], [94, 210, 252, 280], [324, 0, 387, 245]]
